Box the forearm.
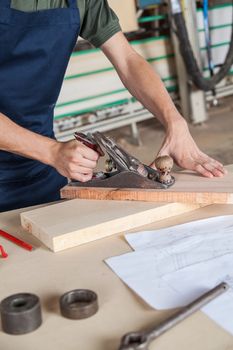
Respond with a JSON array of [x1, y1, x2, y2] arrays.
[[115, 51, 186, 131], [0, 113, 99, 181], [0, 113, 57, 165]]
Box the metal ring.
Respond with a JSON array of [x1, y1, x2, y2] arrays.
[[60, 289, 98, 320], [0, 293, 42, 335]]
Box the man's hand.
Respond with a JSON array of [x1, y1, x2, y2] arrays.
[[51, 140, 99, 182], [0, 113, 99, 182], [150, 119, 226, 178]]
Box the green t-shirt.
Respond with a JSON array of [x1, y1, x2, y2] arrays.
[[10, 0, 121, 47]]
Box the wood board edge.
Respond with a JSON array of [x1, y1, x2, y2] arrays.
[[34, 202, 202, 252], [61, 186, 231, 204]]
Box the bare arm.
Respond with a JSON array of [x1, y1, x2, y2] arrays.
[[101, 32, 226, 178], [0, 113, 98, 181]]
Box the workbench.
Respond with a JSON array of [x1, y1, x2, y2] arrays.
[[1, 202, 233, 350]]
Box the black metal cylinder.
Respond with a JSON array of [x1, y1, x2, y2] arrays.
[[0, 293, 42, 335], [60, 289, 98, 320]]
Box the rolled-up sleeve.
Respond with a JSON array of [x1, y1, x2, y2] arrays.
[[80, 0, 122, 47]]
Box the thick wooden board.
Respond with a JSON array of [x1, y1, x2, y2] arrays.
[[61, 165, 233, 205], [20, 199, 202, 252]]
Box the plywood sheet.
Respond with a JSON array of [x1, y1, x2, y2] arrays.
[[61, 165, 233, 205], [20, 199, 202, 252]]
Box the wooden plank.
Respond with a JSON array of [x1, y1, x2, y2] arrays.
[[20, 199, 202, 252], [61, 165, 233, 205]]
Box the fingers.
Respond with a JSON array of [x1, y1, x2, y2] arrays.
[[198, 153, 227, 176], [194, 157, 226, 178], [194, 164, 214, 178], [70, 142, 99, 175], [67, 164, 94, 179], [202, 162, 224, 177], [78, 142, 99, 161], [70, 172, 93, 182], [71, 165, 93, 174], [211, 160, 227, 175], [76, 157, 97, 169]]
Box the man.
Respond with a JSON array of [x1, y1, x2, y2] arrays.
[[0, 0, 226, 212]]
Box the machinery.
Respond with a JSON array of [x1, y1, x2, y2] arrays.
[[54, 1, 233, 141]]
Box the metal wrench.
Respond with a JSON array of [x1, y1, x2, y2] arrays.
[[119, 282, 229, 350]]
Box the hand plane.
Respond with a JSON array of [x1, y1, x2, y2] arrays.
[[70, 131, 175, 190]]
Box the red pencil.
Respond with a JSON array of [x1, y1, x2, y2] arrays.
[[0, 229, 33, 251], [0, 245, 8, 258]]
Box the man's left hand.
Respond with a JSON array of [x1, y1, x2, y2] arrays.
[[150, 119, 227, 178]]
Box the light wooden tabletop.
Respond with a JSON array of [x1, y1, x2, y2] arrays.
[[1, 202, 233, 350]]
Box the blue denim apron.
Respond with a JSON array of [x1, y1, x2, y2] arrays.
[[0, 0, 80, 211]]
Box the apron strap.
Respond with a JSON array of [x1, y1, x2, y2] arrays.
[[67, 0, 77, 9], [0, 0, 11, 8]]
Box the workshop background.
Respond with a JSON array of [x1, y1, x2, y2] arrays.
[[54, 0, 233, 168], [2, 2, 233, 349]]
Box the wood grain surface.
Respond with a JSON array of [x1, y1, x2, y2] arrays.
[[20, 199, 202, 252], [61, 165, 233, 204]]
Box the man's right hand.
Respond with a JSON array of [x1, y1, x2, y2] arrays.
[[52, 140, 99, 182], [0, 113, 99, 182]]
